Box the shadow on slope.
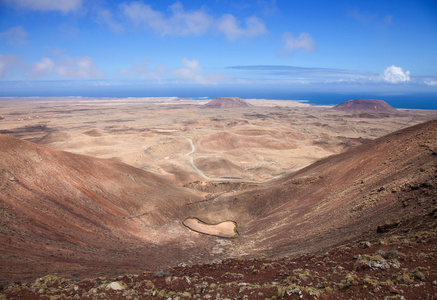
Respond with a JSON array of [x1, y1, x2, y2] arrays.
[[0, 134, 205, 285]]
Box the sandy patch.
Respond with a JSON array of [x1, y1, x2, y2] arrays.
[[183, 218, 238, 238]]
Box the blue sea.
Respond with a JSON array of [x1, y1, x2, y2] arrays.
[[0, 83, 436, 110], [189, 92, 437, 110]]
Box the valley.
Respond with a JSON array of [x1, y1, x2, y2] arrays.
[[1, 97, 436, 298]]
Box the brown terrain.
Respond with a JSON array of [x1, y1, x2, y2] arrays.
[[333, 99, 398, 113], [202, 97, 252, 109], [0, 97, 437, 299]]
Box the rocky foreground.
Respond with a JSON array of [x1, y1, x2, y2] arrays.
[[2, 221, 436, 299]]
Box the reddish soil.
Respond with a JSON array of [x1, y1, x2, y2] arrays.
[[333, 99, 398, 113], [2, 227, 436, 299], [1, 118, 437, 299], [202, 97, 252, 109], [0, 134, 209, 286]]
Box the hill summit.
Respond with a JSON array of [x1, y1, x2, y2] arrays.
[[333, 99, 398, 113], [203, 97, 252, 109]]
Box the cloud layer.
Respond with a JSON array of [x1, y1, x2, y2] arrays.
[[30, 56, 104, 79], [4, 0, 82, 13], [120, 1, 267, 40], [218, 15, 267, 41], [121, 2, 212, 36], [174, 58, 225, 84], [121, 58, 225, 85], [228, 64, 420, 86], [0, 54, 20, 77], [0, 26, 28, 45], [282, 32, 315, 56]]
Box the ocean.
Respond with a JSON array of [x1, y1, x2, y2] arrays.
[[0, 84, 436, 110]]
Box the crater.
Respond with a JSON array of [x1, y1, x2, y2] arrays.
[[183, 217, 238, 238]]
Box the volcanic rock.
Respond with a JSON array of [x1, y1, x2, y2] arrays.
[[202, 97, 252, 109], [333, 99, 398, 113]]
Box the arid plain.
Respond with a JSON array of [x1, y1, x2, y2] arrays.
[[1, 97, 435, 183], [1, 97, 437, 298]]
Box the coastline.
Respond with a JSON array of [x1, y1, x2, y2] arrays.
[[1, 96, 436, 110]]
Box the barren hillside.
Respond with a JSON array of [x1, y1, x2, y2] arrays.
[[1, 119, 436, 299], [188, 118, 437, 258], [0, 134, 207, 284]]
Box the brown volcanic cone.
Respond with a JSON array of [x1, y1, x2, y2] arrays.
[[333, 99, 398, 113], [0, 134, 204, 284], [203, 97, 252, 108]]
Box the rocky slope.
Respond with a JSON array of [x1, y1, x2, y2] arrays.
[[2, 227, 436, 299]]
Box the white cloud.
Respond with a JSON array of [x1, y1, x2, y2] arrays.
[[350, 8, 393, 28], [128, 60, 150, 76], [121, 1, 212, 36], [0, 26, 28, 45], [120, 60, 169, 82], [218, 14, 267, 40], [121, 1, 267, 40], [121, 58, 225, 84], [382, 65, 410, 83], [148, 64, 168, 82], [257, 0, 278, 15], [168, 2, 212, 36], [4, 0, 82, 13], [425, 80, 437, 86], [96, 9, 124, 33], [0, 54, 20, 77], [174, 58, 225, 84], [31, 57, 54, 78], [282, 32, 315, 56], [121, 2, 163, 30], [56, 56, 104, 78]]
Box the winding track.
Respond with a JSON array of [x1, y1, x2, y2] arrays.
[[187, 139, 209, 179], [186, 138, 303, 183]]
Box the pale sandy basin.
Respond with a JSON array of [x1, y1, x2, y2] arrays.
[[183, 218, 238, 238]]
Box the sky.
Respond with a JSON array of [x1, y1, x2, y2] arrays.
[[1, 0, 437, 98]]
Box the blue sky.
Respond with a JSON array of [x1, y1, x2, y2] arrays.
[[1, 0, 437, 97]]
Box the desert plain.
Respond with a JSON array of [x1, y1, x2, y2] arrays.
[[1, 96, 435, 183], [1, 96, 437, 298]]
